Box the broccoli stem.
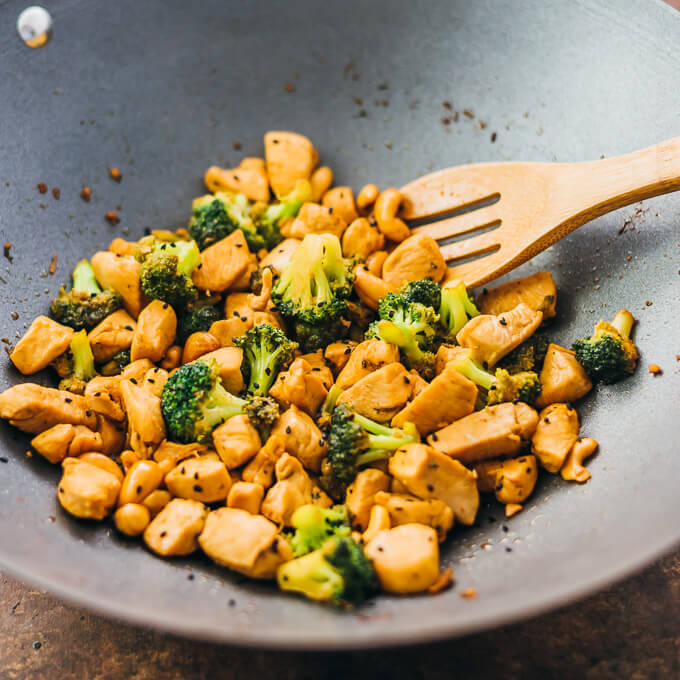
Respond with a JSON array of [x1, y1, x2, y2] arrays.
[[612, 309, 634, 339], [322, 384, 343, 415], [353, 413, 418, 458], [163, 240, 201, 276], [70, 330, 95, 381], [200, 385, 248, 433], [72, 260, 102, 296], [440, 280, 480, 337], [451, 356, 495, 391], [248, 339, 288, 395]]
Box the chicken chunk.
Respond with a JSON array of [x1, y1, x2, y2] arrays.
[[78, 452, 124, 483], [259, 238, 301, 276], [227, 481, 265, 515], [324, 341, 357, 375], [121, 358, 156, 383], [391, 364, 477, 434], [0, 384, 96, 434], [119, 379, 166, 455], [140, 367, 168, 399], [165, 455, 232, 503], [321, 186, 358, 225], [388, 444, 479, 525], [10, 316, 73, 375], [365, 524, 440, 594], [225, 292, 255, 326], [68, 425, 104, 455], [298, 351, 333, 389], [478, 271, 557, 319], [456, 303, 543, 368], [264, 131, 317, 197], [192, 230, 252, 293], [362, 505, 391, 544], [143, 498, 208, 557], [91, 251, 146, 318], [87, 309, 136, 363], [270, 406, 327, 472], [336, 363, 412, 422], [204, 157, 270, 202], [382, 233, 447, 288], [192, 347, 245, 394], [57, 457, 121, 520], [152, 440, 209, 475], [96, 415, 126, 456], [535, 343, 593, 408], [130, 299, 177, 363], [427, 402, 538, 464], [31, 424, 77, 464], [212, 415, 261, 469], [108, 237, 137, 257], [373, 491, 454, 541], [241, 434, 286, 488], [531, 403, 580, 473], [282, 202, 346, 241], [407, 370, 429, 398], [345, 468, 391, 531], [199, 507, 292, 579], [208, 318, 253, 347], [341, 217, 385, 259], [84, 377, 125, 421], [261, 453, 314, 526], [269, 357, 328, 416], [335, 339, 400, 390], [434, 344, 469, 375], [474, 455, 538, 504]]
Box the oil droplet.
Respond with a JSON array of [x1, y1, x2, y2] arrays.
[[17, 6, 53, 48]]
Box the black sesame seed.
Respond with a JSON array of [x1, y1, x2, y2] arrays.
[[193, 484, 203, 492], [129, 378, 137, 384], [285, 426, 292, 434], [431, 433, 438, 441], [502, 525, 509, 532], [136, 485, 142, 494]]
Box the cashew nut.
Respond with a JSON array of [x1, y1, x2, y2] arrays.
[[356, 183, 379, 215], [353, 264, 394, 311], [366, 250, 388, 277], [160, 345, 182, 371], [118, 460, 163, 506], [374, 188, 410, 242], [310, 166, 333, 202], [114, 503, 151, 536], [561, 437, 598, 483], [182, 332, 220, 365], [204, 158, 270, 202]]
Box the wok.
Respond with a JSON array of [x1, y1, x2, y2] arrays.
[[0, 0, 678, 649]]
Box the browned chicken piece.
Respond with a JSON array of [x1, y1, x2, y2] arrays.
[[259, 238, 301, 275], [373, 491, 454, 542], [165, 455, 232, 503], [344, 468, 391, 531], [79, 452, 124, 483], [140, 367, 168, 399], [241, 435, 286, 489], [322, 186, 358, 225], [474, 455, 538, 504], [208, 317, 253, 347], [561, 437, 599, 483], [388, 443, 480, 525], [10, 316, 73, 375], [144, 498, 208, 557], [298, 351, 333, 389], [68, 425, 104, 455], [31, 424, 78, 463], [227, 481, 265, 515], [212, 415, 261, 469], [199, 507, 293, 579], [230, 252, 259, 292], [57, 457, 121, 520], [335, 339, 400, 390], [91, 251, 146, 318], [121, 358, 156, 383], [0, 384, 96, 434], [282, 202, 347, 241], [269, 358, 329, 416], [130, 300, 177, 363], [535, 343, 593, 408], [119, 379, 166, 455], [352, 265, 394, 311], [252, 310, 284, 330], [341, 217, 385, 260], [225, 292, 255, 325], [247, 268, 273, 312], [310, 482, 334, 508], [264, 131, 317, 197], [514, 402, 540, 439], [365, 524, 440, 594], [456, 303, 543, 367], [477, 271, 557, 319], [382, 233, 447, 288], [434, 344, 469, 375], [108, 237, 137, 257], [192, 347, 245, 394], [87, 309, 136, 363], [336, 363, 412, 422], [152, 440, 209, 475], [84, 376, 124, 420], [324, 341, 357, 375], [270, 406, 327, 472], [204, 158, 270, 202], [532, 403, 580, 473], [361, 505, 391, 544], [427, 402, 538, 464], [261, 453, 314, 526], [391, 364, 477, 434], [96, 415, 126, 456], [192, 230, 252, 293], [404, 370, 427, 399]]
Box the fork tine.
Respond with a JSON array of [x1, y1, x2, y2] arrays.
[[439, 231, 501, 262], [413, 205, 501, 241]]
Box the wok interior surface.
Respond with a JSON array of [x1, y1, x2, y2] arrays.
[[0, 0, 679, 648]]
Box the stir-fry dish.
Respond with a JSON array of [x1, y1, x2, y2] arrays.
[[0, 132, 640, 606]]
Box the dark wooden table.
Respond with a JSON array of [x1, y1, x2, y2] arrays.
[[1, 550, 679, 679]]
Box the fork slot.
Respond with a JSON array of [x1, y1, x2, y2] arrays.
[[439, 231, 501, 262], [413, 205, 501, 242], [406, 192, 500, 226]]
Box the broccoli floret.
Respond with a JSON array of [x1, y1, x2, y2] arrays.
[[277, 536, 378, 606], [497, 331, 551, 374], [399, 278, 442, 309], [138, 239, 200, 309], [234, 324, 297, 396], [572, 309, 638, 384], [242, 395, 280, 441], [99, 349, 131, 376], [161, 359, 248, 443], [272, 234, 354, 351], [56, 330, 96, 394], [177, 299, 221, 344], [438, 279, 480, 339], [319, 404, 419, 500], [288, 504, 351, 557], [50, 260, 122, 331], [188, 192, 256, 250]]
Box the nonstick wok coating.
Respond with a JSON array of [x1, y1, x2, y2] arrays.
[[0, 0, 678, 649]]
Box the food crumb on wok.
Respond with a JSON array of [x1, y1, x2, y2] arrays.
[[80, 186, 91, 202], [3, 243, 12, 263], [0, 130, 642, 609], [37, 182, 47, 194], [648, 364, 662, 375], [109, 168, 122, 182], [104, 211, 120, 225], [460, 588, 477, 599]]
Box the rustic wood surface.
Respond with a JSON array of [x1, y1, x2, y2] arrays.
[[1, 549, 679, 679]]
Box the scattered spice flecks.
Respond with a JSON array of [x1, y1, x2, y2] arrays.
[[232, 141, 242, 151], [491, 131, 497, 143], [648, 364, 662, 375], [51, 187, 60, 200], [442, 100, 452, 110], [48, 253, 57, 275], [460, 587, 477, 599], [645, 300, 653, 307], [11, 312, 18, 320], [36, 182, 47, 194], [284, 82, 295, 93], [80, 186, 91, 202], [463, 109, 475, 119], [105, 211, 120, 225], [109, 167, 122, 181], [3, 242, 12, 263]]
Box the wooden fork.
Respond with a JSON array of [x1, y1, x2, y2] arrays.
[[400, 137, 680, 288]]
